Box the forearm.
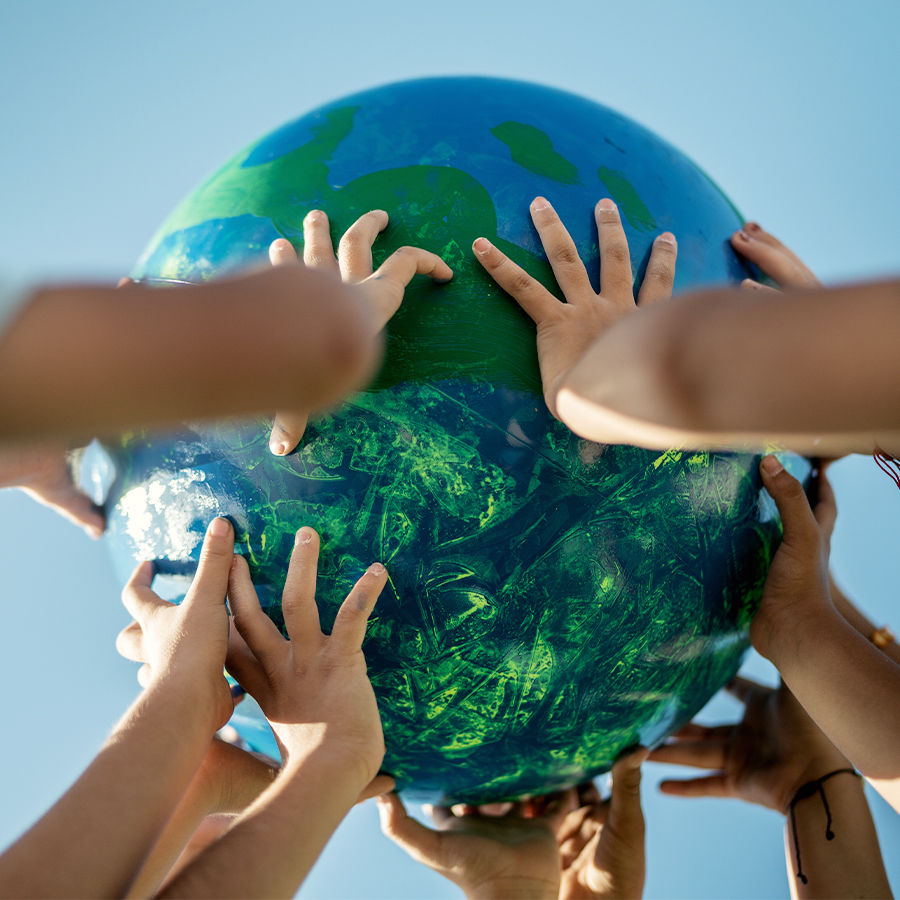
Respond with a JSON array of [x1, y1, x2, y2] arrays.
[[830, 575, 900, 666], [157, 749, 365, 900], [0, 681, 219, 899], [784, 771, 892, 899], [0, 267, 375, 442], [767, 605, 900, 807], [557, 280, 900, 455]]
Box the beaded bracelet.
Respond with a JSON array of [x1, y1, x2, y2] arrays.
[[871, 625, 895, 649]]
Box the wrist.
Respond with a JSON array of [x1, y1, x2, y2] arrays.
[[751, 593, 838, 664]]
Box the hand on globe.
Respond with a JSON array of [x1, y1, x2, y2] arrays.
[[650, 677, 850, 813], [267, 210, 453, 455], [731, 223, 821, 291], [224, 525, 389, 791], [117, 517, 236, 730], [555, 749, 647, 900], [473, 197, 677, 420], [377, 791, 568, 900]]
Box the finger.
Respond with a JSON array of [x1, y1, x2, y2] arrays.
[[646, 740, 726, 770], [115, 620, 145, 663], [529, 197, 594, 301], [330, 562, 388, 652], [577, 780, 602, 805], [269, 409, 309, 456], [595, 199, 633, 302], [363, 246, 453, 332], [731, 226, 819, 288], [121, 560, 170, 622], [812, 469, 838, 541], [759, 455, 820, 545], [185, 518, 235, 610], [740, 278, 780, 294], [473, 236, 560, 322], [659, 774, 731, 799], [302, 210, 339, 273], [227, 555, 284, 662], [665, 721, 728, 741], [356, 774, 396, 804], [606, 747, 647, 845], [376, 794, 446, 869], [116, 276, 134, 288], [280, 527, 323, 647], [475, 801, 513, 817], [224, 618, 268, 700], [637, 233, 677, 306], [337, 210, 389, 281], [25, 483, 106, 539], [268, 238, 300, 267]]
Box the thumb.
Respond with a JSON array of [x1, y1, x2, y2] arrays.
[[759, 456, 818, 545], [606, 747, 647, 843], [376, 794, 447, 872]]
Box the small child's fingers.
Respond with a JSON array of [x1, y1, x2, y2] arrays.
[[637, 233, 677, 306], [595, 199, 633, 303], [812, 469, 838, 541], [302, 210, 339, 272], [121, 560, 169, 621], [269, 410, 309, 456], [372, 246, 454, 287], [646, 739, 724, 770], [356, 773, 396, 804], [606, 748, 647, 846], [330, 562, 388, 652], [186, 518, 235, 609], [731, 228, 819, 288], [115, 620, 145, 662], [759, 455, 820, 545], [529, 197, 594, 302], [658, 774, 730, 799], [228, 555, 285, 661], [338, 210, 389, 281], [473, 236, 558, 323], [280, 527, 324, 649], [268, 238, 300, 267]]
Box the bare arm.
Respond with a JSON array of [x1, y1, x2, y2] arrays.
[[0, 265, 376, 443], [829, 574, 900, 667], [557, 279, 900, 456]]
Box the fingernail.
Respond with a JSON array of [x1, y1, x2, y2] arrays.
[[597, 198, 617, 211], [305, 209, 325, 222], [531, 196, 550, 210], [761, 454, 784, 477], [269, 440, 289, 456], [736, 229, 752, 242], [657, 232, 677, 245], [473, 237, 492, 255], [368, 562, 386, 576], [210, 517, 232, 537], [297, 526, 315, 545]]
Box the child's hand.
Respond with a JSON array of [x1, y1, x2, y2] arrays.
[[751, 457, 837, 661], [266, 210, 453, 455], [224, 526, 388, 791], [473, 197, 677, 419], [0, 442, 104, 538], [553, 751, 647, 900], [118, 517, 236, 729], [650, 678, 850, 814], [377, 792, 567, 900], [731, 222, 821, 291]]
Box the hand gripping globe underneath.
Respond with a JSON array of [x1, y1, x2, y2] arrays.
[[89, 76, 810, 804]]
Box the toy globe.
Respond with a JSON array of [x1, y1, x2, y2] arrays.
[[91, 76, 808, 803]]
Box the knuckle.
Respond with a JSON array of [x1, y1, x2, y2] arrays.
[[603, 241, 630, 267], [551, 243, 581, 267]]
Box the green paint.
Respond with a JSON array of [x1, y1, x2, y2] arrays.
[[491, 121, 581, 185], [597, 166, 657, 232]]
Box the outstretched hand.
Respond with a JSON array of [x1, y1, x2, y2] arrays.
[[473, 197, 677, 418], [224, 526, 389, 794], [377, 792, 566, 900], [556, 749, 648, 900], [649, 677, 850, 814], [267, 210, 452, 455]]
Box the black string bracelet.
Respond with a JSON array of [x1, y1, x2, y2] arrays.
[[788, 768, 861, 884]]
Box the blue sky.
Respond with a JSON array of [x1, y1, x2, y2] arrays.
[[1, 1, 898, 897]]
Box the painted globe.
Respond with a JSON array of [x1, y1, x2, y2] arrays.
[[94, 77, 808, 803]]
